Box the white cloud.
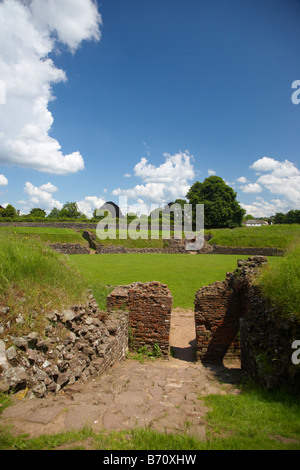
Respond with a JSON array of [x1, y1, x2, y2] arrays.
[[119, 198, 150, 217], [250, 156, 279, 173], [208, 169, 216, 176], [113, 152, 195, 206], [30, 0, 101, 53], [240, 183, 263, 193], [0, 0, 102, 174], [241, 197, 290, 218], [23, 181, 63, 212], [0, 175, 8, 186], [242, 157, 300, 216], [123, 174, 131, 178], [76, 196, 106, 219], [253, 157, 300, 205], [236, 176, 248, 184]]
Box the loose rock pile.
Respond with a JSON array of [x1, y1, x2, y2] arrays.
[[0, 295, 128, 398]]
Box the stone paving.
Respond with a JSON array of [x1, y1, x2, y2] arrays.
[[0, 309, 244, 440]]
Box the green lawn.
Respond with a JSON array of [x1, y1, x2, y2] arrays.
[[207, 224, 300, 249], [70, 253, 252, 309], [0, 226, 88, 245]]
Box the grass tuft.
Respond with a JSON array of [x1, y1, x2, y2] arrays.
[[0, 232, 88, 337], [255, 241, 300, 319]]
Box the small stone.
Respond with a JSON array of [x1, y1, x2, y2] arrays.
[[56, 373, 69, 387], [6, 346, 17, 361], [62, 309, 76, 323], [15, 314, 25, 325], [46, 312, 57, 322], [6, 366, 29, 391], [32, 382, 47, 398], [1, 306, 10, 314], [12, 337, 28, 350]]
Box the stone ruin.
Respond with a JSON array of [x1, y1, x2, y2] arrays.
[[107, 281, 172, 358], [0, 295, 128, 398], [1, 257, 299, 397], [194, 256, 267, 363]]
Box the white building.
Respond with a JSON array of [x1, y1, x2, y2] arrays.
[[244, 219, 269, 227]]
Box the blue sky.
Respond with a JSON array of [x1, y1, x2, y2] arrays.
[[0, 0, 300, 217]]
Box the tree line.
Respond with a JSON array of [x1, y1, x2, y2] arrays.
[[1, 176, 299, 228]]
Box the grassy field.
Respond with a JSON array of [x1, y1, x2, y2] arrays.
[[1, 223, 300, 250], [70, 253, 251, 309], [207, 224, 300, 249], [0, 226, 88, 245]]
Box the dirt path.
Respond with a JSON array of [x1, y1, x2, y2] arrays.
[[0, 309, 244, 440]]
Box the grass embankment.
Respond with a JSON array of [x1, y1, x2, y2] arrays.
[[1, 384, 299, 450], [0, 226, 88, 246], [70, 253, 249, 309], [1, 223, 300, 250], [207, 224, 300, 249], [255, 241, 300, 319], [0, 232, 88, 338], [89, 223, 300, 250]]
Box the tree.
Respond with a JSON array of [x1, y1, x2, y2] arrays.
[[29, 208, 46, 218], [47, 207, 60, 219], [186, 176, 245, 229], [0, 204, 17, 218], [285, 209, 300, 224], [59, 202, 81, 219], [273, 212, 285, 224]]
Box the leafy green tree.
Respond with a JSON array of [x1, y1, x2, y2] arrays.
[[285, 209, 300, 224], [47, 207, 60, 219], [186, 176, 245, 229], [58, 202, 81, 219], [0, 204, 17, 218], [29, 208, 46, 218], [273, 212, 285, 224]]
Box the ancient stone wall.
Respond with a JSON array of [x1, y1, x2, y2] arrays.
[[0, 296, 128, 398], [49, 243, 90, 254], [240, 285, 300, 391], [194, 281, 241, 363], [194, 256, 267, 363], [107, 281, 172, 357], [194, 255, 300, 391], [209, 245, 284, 256]]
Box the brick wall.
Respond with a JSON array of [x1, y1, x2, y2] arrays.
[[194, 256, 267, 363], [107, 281, 172, 357], [194, 280, 241, 363]]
